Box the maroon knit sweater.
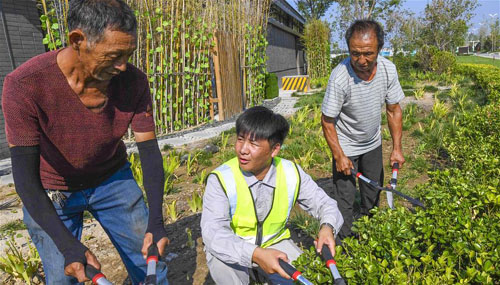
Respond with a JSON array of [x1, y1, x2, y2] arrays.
[[2, 50, 155, 190]]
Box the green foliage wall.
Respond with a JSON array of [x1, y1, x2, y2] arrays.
[[302, 19, 331, 80], [264, 73, 278, 100]]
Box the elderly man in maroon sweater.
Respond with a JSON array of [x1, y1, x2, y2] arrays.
[[2, 0, 168, 284]]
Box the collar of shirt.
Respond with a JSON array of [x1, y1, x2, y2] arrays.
[[240, 158, 277, 189]]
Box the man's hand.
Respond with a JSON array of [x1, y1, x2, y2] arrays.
[[142, 232, 170, 259], [335, 154, 353, 176], [252, 247, 291, 280], [315, 224, 336, 258], [390, 149, 405, 167], [64, 250, 100, 282]]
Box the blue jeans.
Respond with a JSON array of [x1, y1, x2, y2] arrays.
[[23, 162, 168, 285]]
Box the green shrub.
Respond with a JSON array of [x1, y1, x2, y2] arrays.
[[264, 73, 278, 99], [393, 53, 418, 77], [416, 45, 456, 74], [310, 76, 329, 89], [454, 63, 500, 103], [431, 50, 456, 75], [293, 64, 500, 284]]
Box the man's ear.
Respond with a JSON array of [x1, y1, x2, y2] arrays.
[[68, 29, 86, 51], [271, 143, 281, 158]]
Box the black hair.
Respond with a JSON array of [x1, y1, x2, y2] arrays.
[[68, 0, 137, 43], [345, 19, 385, 51], [236, 106, 289, 146]]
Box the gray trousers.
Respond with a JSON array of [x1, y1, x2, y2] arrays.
[[206, 239, 303, 285], [332, 145, 383, 239]]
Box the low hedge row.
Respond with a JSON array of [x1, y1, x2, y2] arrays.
[[293, 64, 500, 284], [454, 63, 500, 103]]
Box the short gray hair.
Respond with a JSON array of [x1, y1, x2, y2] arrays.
[[67, 0, 137, 44]]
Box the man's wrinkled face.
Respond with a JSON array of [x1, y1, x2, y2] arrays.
[[80, 29, 137, 81], [235, 133, 279, 176], [348, 30, 379, 74]]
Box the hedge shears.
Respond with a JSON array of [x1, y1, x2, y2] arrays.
[[85, 265, 112, 285], [320, 245, 346, 285], [85, 244, 159, 285], [351, 163, 425, 209], [278, 259, 314, 285]]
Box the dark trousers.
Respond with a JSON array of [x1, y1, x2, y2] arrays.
[[332, 145, 383, 239]]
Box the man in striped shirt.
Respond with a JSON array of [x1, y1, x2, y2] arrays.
[[321, 20, 405, 240]]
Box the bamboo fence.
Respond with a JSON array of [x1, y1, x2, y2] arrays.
[[37, 0, 271, 135]]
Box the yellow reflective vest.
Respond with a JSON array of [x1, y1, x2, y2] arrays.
[[211, 157, 300, 247]]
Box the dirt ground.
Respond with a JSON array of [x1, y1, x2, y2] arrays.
[[0, 92, 433, 284]]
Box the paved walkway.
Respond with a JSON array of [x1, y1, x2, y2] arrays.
[[0, 89, 300, 186]]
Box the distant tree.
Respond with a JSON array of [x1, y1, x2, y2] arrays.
[[483, 37, 492, 51], [489, 19, 500, 51], [478, 24, 489, 46], [420, 0, 478, 52], [295, 0, 336, 20], [333, 0, 404, 37], [387, 11, 424, 53]]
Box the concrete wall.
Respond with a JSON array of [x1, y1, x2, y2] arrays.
[[0, 0, 45, 159], [266, 21, 306, 88]]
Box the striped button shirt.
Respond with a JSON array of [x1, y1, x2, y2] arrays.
[[321, 56, 405, 156]]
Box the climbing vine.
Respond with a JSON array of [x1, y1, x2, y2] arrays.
[[37, 0, 271, 134]]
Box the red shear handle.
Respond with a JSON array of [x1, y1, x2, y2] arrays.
[[392, 162, 400, 171], [85, 264, 110, 285], [147, 243, 159, 263], [278, 259, 301, 280]]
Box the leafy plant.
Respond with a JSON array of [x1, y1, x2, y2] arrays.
[[185, 228, 195, 249], [186, 152, 200, 176], [293, 246, 334, 284], [187, 192, 203, 213], [0, 236, 41, 284], [129, 153, 143, 189], [413, 87, 425, 100], [163, 152, 180, 194], [193, 169, 208, 185], [382, 128, 391, 141], [166, 200, 179, 222], [432, 98, 449, 119], [294, 149, 315, 171], [289, 208, 320, 239]]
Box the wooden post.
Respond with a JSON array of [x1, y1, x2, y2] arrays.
[[212, 33, 225, 120]]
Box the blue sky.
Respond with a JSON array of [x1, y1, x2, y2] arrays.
[[289, 0, 500, 48]]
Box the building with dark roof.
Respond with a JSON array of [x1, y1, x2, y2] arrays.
[[266, 0, 306, 87]]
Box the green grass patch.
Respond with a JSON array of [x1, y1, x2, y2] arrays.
[[0, 220, 26, 233], [456, 55, 500, 68], [293, 91, 324, 108], [423, 85, 439, 93]]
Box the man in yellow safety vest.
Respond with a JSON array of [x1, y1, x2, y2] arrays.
[[201, 106, 344, 284]]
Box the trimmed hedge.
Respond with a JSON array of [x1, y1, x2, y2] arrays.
[[264, 73, 278, 100], [293, 64, 500, 284], [454, 63, 500, 103]]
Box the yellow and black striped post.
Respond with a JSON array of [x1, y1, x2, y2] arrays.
[[281, 75, 309, 92]]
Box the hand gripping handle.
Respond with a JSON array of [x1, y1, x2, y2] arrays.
[[85, 265, 112, 285], [278, 259, 299, 279], [144, 243, 159, 285]]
